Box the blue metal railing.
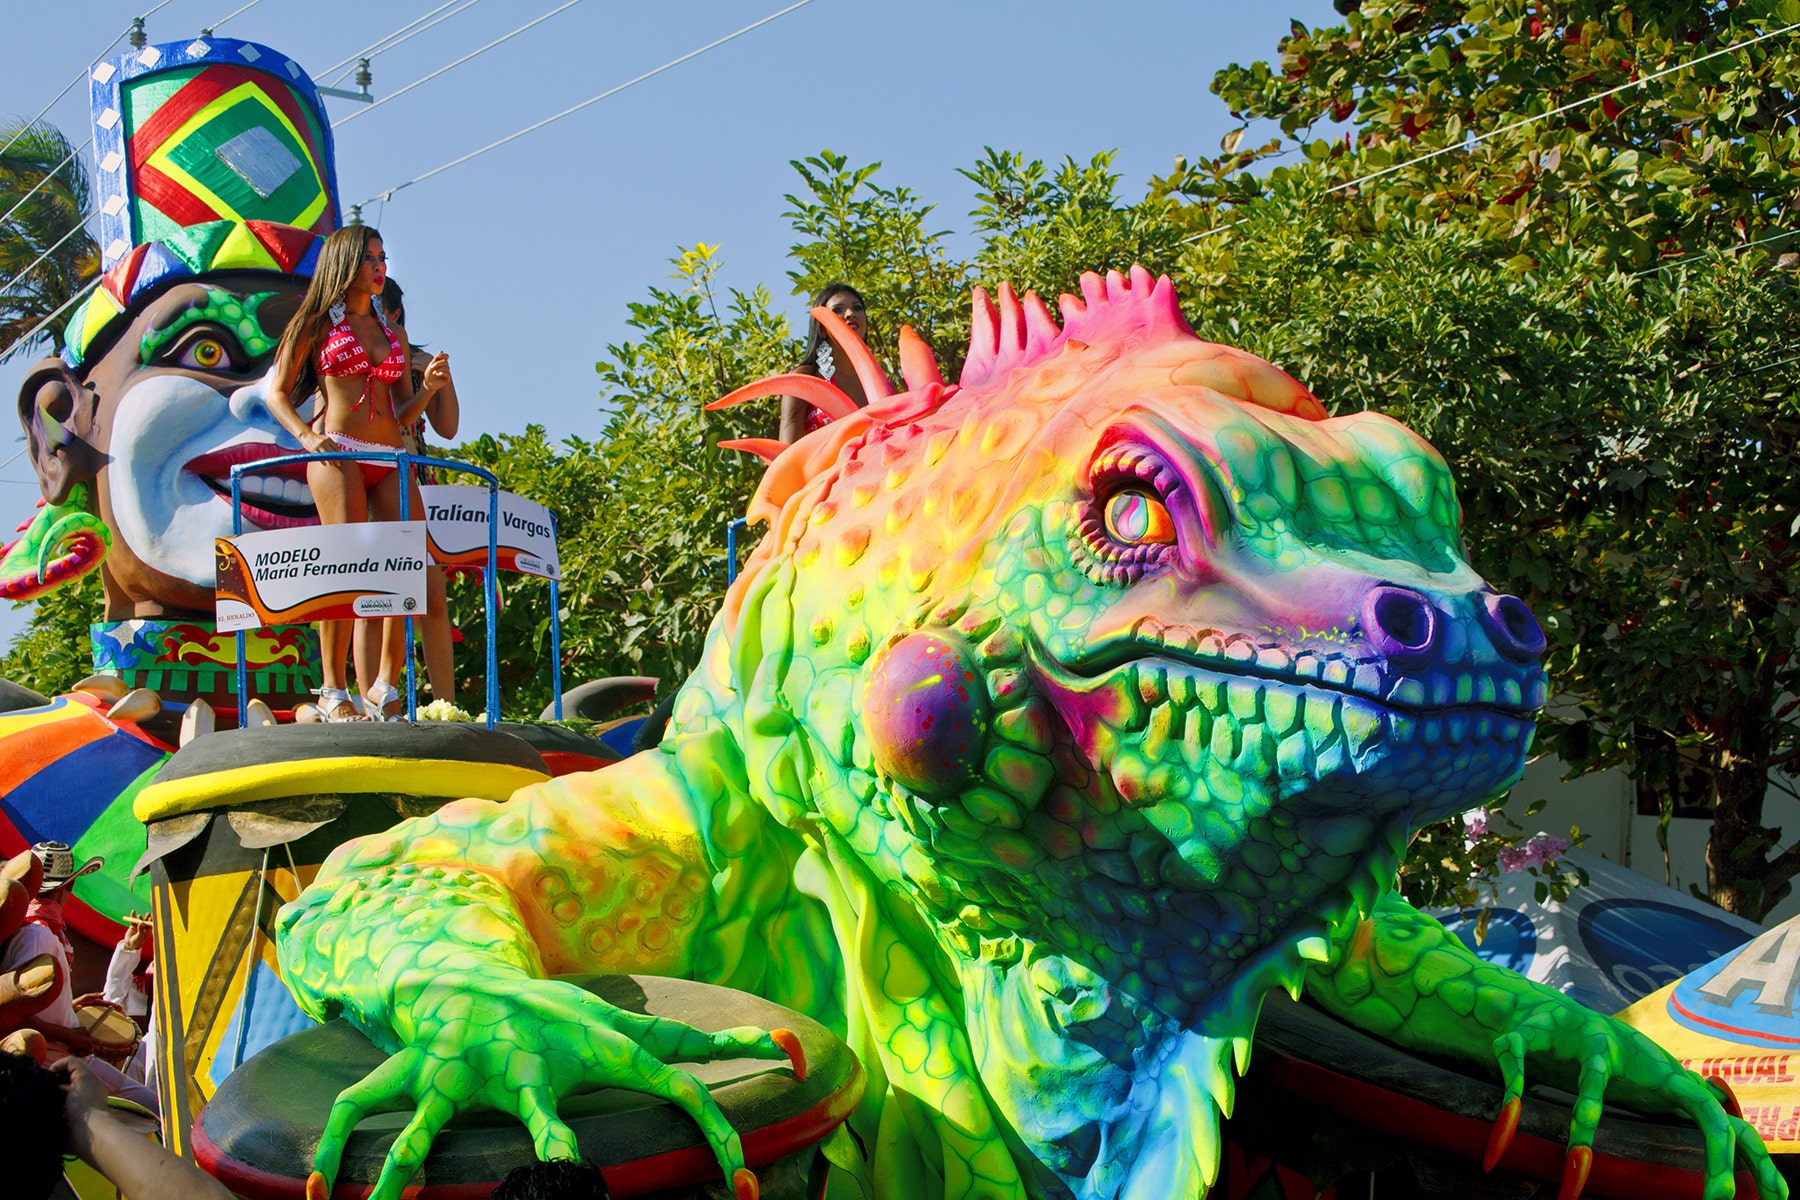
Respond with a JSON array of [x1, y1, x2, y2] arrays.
[[726, 517, 747, 585], [228, 450, 501, 729]]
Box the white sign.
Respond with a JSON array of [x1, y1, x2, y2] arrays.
[[215, 521, 429, 632], [421, 485, 559, 580]]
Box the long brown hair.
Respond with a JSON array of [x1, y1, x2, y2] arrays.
[[275, 224, 382, 400]]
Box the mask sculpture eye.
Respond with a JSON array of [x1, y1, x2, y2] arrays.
[[180, 337, 227, 370], [1103, 489, 1175, 546]]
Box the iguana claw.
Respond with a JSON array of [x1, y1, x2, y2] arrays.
[[733, 1166, 760, 1199], [770, 1028, 807, 1082], [1483, 1094, 1521, 1172], [1559, 1144, 1592, 1200], [1705, 1074, 1744, 1119]]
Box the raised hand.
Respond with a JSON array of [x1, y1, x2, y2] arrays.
[[420, 352, 451, 396]]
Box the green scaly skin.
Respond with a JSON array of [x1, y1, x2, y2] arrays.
[[276, 271, 1783, 1200]]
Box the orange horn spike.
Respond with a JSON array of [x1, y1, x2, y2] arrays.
[[718, 438, 788, 463], [706, 374, 857, 420], [811, 306, 894, 401], [897, 325, 942, 390]]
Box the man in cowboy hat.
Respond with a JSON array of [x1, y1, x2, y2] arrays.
[[0, 843, 105, 1059], [0, 845, 156, 1113]]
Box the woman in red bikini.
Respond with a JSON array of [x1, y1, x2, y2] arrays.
[[265, 225, 450, 721]]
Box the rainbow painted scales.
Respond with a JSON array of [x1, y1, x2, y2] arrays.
[[277, 271, 1783, 1200]]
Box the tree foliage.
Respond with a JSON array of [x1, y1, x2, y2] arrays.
[[440, 246, 792, 715], [1161, 0, 1800, 919], [0, 120, 100, 360]]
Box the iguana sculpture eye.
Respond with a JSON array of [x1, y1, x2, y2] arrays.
[[1071, 444, 1184, 585], [1103, 490, 1174, 546]]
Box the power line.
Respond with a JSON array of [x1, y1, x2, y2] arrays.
[[203, 0, 267, 34], [332, 0, 586, 128], [1635, 227, 1799, 276], [1, 274, 100, 363], [1181, 19, 1800, 246], [0, 0, 177, 159], [320, 1, 467, 79], [359, 0, 820, 206], [324, 0, 486, 85], [0, 218, 93, 301]]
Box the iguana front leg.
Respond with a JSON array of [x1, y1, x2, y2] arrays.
[[276, 765, 802, 1200], [1305, 890, 1786, 1200]]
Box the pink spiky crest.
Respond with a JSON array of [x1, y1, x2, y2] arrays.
[[959, 266, 1193, 392]]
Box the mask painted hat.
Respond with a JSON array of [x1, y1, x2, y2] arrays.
[[31, 840, 104, 894], [62, 36, 344, 370]]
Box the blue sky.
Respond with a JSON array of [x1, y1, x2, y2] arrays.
[[0, 0, 1336, 650]]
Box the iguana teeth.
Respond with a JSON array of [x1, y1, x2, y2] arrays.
[[1297, 935, 1330, 962], [1232, 1035, 1253, 1075], [1199, 1038, 1237, 1119], [1196, 1097, 1223, 1188]]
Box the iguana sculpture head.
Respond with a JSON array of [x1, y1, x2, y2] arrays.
[[701, 267, 1546, 1191]]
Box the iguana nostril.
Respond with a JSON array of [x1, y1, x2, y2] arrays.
[[1362, 586, 1438, 663], [1480, 592, 1547, 662]]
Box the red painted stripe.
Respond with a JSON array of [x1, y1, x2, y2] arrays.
[[1668, 991, 1800, 1046], [129, 65, 239, 169], [134, 161, 223, 228], [1264, 1050, 1740, 1199], [538, 750, 616, 777], [192, 1058, 863, 1199]]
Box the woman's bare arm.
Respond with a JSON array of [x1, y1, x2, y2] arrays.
[[425, 357, 459, 439], [58, 1057, 234, 1200], [392, 324, 447, 428]]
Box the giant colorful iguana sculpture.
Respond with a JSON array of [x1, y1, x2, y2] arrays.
[[276, 269, 1782, 1200]]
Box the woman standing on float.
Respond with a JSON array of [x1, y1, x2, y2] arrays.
[[265, 225, 450, 722]]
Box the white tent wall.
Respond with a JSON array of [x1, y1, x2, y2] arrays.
[[1503, 755, 1800, 927]]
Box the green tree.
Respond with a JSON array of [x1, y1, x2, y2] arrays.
[[1161, 0, 1800, 918], [444, 245, 794, 716], [0, 121, 100, 359], [0, 571, 100, 697]]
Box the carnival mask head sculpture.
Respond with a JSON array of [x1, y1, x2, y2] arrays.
[[17, 272, 316, 619], [9, 36, 346, 620]]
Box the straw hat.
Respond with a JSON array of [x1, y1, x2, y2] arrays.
[[31, 841, 103, 895]]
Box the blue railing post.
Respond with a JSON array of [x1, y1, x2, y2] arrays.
[[396, 450, 416, 721], [485, 478, 500, 729], [726, 517, 747, 585], [549, 509, 562, 721], [231, 472, 248, 728]]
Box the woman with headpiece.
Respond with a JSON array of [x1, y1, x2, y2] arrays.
[[778, 283, 876, 444], [264, 226, 452, 722]]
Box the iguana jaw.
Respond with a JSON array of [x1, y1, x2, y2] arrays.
[[1016, 629, 1533, 1026]]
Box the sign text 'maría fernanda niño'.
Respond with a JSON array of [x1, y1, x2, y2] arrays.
[[215, 521, 429, 632]]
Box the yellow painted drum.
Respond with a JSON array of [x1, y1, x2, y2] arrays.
[[142, 723, 551, 1154]]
